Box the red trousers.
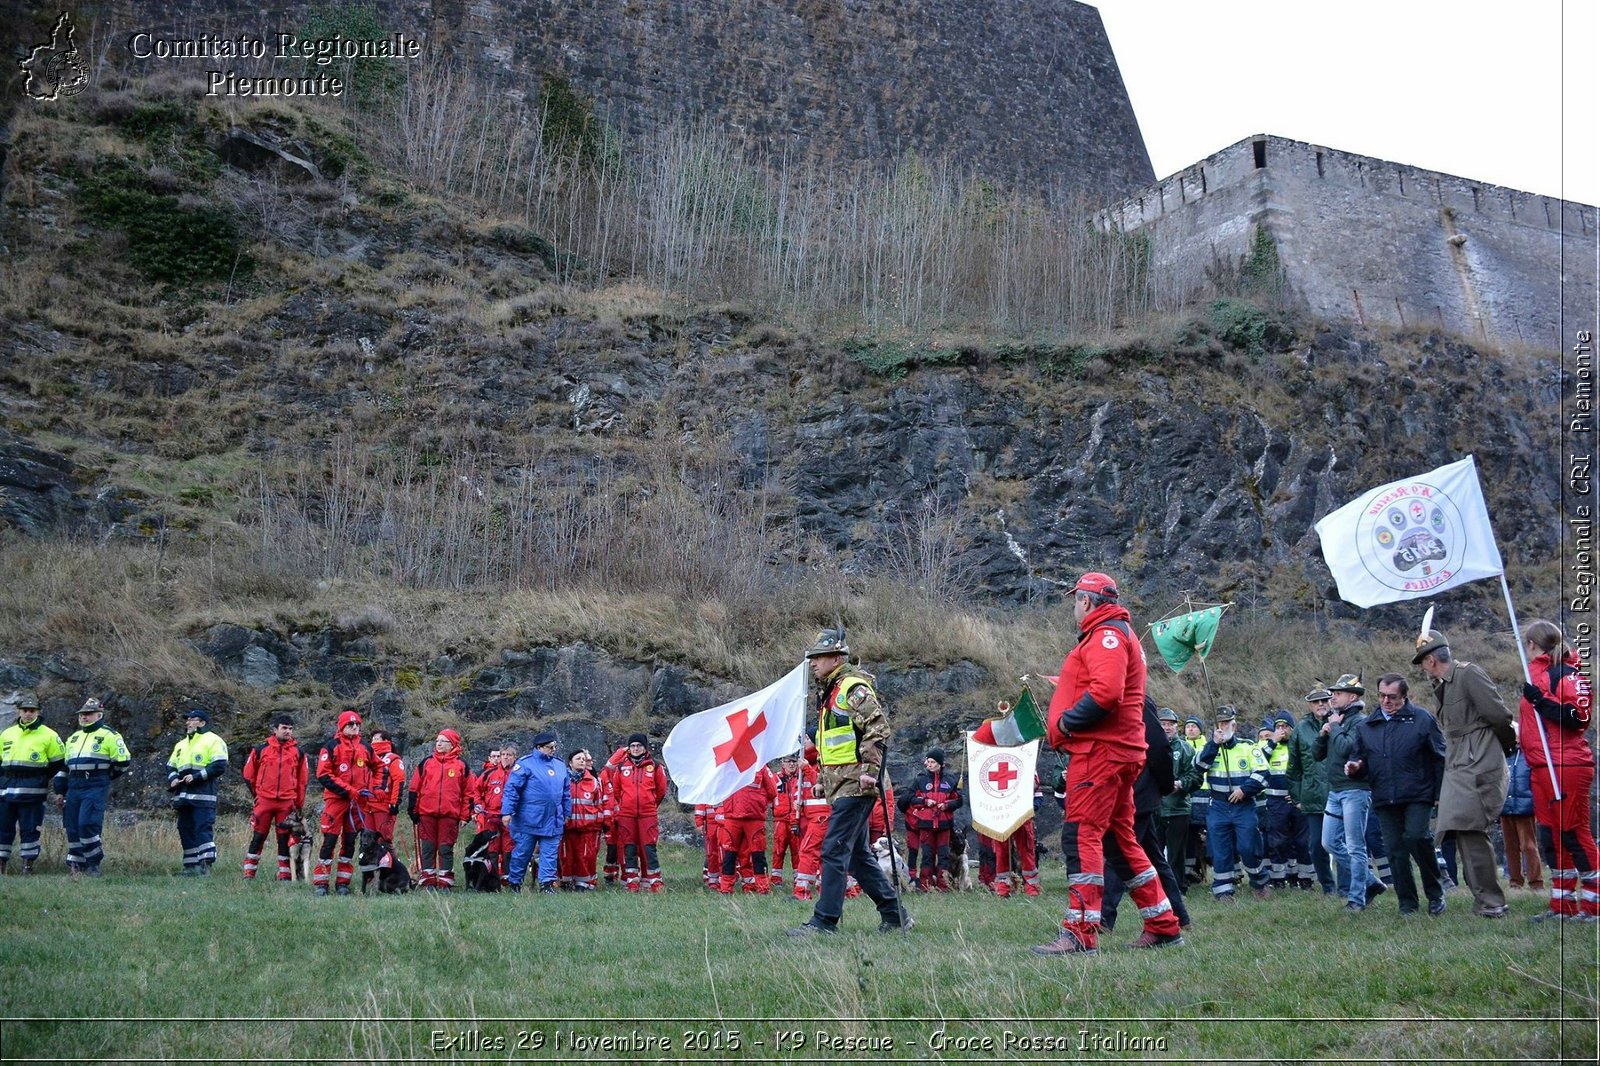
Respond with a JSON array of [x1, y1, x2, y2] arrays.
[[719, 818, 769, 892], [793, 810, 829, 897], [995, 820, 1040, 884], [1060, 749, 1180, 946], [319, 797, 372, 838], [368, 808, 397, 844], [249, 799, 296, 835], [1531, 761, 1600, 917], [770, 819, 801, 876], [558, 829, 602, 887], [416, 814, 461, 847], [702, 821, 724, 884]]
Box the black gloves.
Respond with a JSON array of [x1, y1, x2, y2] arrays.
[[388, 803, 399, 816], [1522, 682, 1542, 705]]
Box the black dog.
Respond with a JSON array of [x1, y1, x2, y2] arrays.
[[460, 828, 502, 893], [357, 829, 412, 894]]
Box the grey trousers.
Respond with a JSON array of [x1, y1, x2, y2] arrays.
[[1451, 829, 1506, 913]]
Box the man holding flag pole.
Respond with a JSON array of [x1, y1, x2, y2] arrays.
[[782, 628, 912, 935]]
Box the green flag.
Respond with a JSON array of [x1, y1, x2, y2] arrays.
[[1150, 606, 1225, 672]]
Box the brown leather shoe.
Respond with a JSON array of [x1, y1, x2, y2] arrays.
[[1030, 930, 1097, 956]]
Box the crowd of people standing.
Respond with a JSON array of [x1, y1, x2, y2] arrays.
[[0, 587, 1592, 940]]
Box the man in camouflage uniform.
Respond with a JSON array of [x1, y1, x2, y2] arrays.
[[788, 628, 912, 935]]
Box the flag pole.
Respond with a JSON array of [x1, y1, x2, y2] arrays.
[[1497, 575, 1560, 800], [1197, 656, 1216, 715]]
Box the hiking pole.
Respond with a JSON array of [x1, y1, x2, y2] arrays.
[[874, 745, 905, 902]]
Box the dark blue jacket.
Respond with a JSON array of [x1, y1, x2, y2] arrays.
[[1501, 750, 1534, 817], [1348, 701, 1446, 807]]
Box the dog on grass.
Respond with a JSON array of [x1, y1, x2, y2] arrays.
[[872, 835, 912, 892], [460, 828, 503, 893], [948, 827, 976, 891], [357, 829, 412, 894], [277, 811, 312, 881]]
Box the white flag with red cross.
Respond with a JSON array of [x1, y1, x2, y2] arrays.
[[662, 663, 808, 805], [964, 733, 1040, 841]]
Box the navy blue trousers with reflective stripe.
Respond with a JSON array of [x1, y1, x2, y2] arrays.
[[176, 804, 218, 867], [0, 799, 47, 861], [64, 781, 109, 867]]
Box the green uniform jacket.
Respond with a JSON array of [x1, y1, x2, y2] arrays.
[[1160, 737, 1201, 818], [1312, 704, 1369, 792], [1287, 713, 1329, 814], [815, 664, 890, 802]]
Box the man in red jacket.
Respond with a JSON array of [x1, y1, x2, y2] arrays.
[[474, 744, 517, 876], [1033, 572, 1183, 955], [314, 709, 381, 896], [602, 733, 670, 892], [719, 764, 778, 893], [768, 755, 805, 887], [408, 729, 474, 889], [241, 713, 308, 881]]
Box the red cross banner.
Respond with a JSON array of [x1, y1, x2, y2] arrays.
[[964, 733, 1040, 841], [662, 662, 808, 805]]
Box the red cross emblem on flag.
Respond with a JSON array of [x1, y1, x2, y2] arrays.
[[987, 758, 1019, 792], [712, 708, 767, 772]]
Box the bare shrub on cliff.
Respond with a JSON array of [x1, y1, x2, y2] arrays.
[[877, 492, 978, 604], [374, 63, 1156, 335], [251, 435, 783, 602]]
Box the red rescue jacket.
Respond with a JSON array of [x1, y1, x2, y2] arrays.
[[409, 751, 474, 819], [369, 738, 405, 809], [242, 735, 307, 806], [474, 764, 510, 830], [722, 766, 778, 821], [1521, 650, 1595, 768], [602, 748, 669, 817], [1046, 602, 1148, 760], [773, 767, 805, 825], [566, 769, 607, 832], [316, 733, 380, 805], [903, 769, 959, 830]]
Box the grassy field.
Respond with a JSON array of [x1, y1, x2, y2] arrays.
[[0, 821, 1594, 1065]]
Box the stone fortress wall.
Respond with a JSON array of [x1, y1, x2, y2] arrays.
[[96, 3, 1598, 349], [1101, 135, 1598, 350]]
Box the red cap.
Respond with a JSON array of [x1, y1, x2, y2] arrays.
[[337, 709, 362, 731], [1073, 571, 1119, 598], [438, 729, 461, 749]]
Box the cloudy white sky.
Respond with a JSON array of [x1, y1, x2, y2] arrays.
[[1093, 0, 1599, 208]]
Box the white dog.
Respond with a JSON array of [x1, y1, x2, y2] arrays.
[[872, 836, 912, 892]]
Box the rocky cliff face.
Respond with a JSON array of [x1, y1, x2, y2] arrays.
[[0, 93, 1562, 819], [0, 309, 1559, 818]]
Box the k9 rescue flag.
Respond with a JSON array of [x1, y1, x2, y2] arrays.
[[1313, 455, 1504, 608], [662, 663, 807, 805], [964, 734, 1040, 841]]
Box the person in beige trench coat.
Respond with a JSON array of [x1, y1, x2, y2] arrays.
[[1414, 629, 1517, 917]]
